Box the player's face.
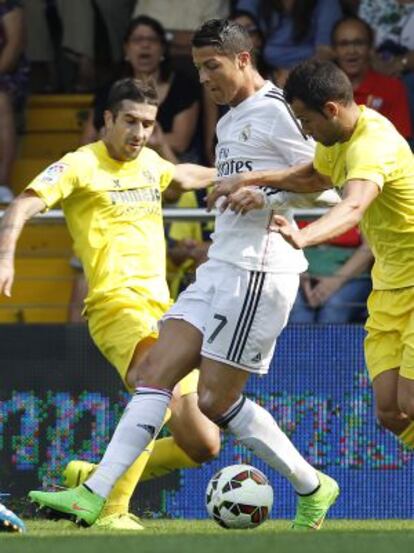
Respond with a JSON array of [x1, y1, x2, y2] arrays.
[[104, 100, 157, 161], [192, 46, 248, 106], [291, 98, 340, 146], [124, 24, 164, 75], [333, 21, 371, 80]]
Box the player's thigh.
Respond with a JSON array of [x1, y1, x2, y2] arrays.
[[202, 267, 299, 374], [130, 319, 203, 389], [197, 357, 250, 420], [168, 390, 220, 462], [87, 291, 164, 389], [364, 290, 404, 381]]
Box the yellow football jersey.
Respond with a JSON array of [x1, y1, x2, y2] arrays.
[[26, 141, 175, 309], [314, 106, 414, 290]]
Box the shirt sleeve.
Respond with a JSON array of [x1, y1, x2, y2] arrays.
[[269, 104, 315, 166], [25, 153, 82, 208], [345, 137, 396, 190], [157, 155, 176, 192]]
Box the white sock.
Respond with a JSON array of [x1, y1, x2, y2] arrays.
[[217, 397, 319, 495], [86, 387, 171, 498]]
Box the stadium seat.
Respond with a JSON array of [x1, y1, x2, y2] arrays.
[[0, 257, 76, 323], [11, 158, 54, 195], [1, 94, 92, 323], [0, 218, 75, 323]]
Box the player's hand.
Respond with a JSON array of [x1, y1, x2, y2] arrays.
[[227, 187, 265, 214], [0, 258, 14, 297], [207, 174, 250, 212], [307, 275, 344, 307], [270, 214, 305, 249]]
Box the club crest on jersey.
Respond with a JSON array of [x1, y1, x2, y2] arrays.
[[142, 169, 156, 184], [239, 124, 252, 142], [40, 163, 68, 184]]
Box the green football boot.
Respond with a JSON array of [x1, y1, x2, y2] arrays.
[[29, 485, 105, 527], [292, 471, 339, 530]]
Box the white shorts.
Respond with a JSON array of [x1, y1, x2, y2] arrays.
[[163, 259, 299, 374]]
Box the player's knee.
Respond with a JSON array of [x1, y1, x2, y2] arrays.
[[197, 391, 223, 422], [186, 433, 221, 464], [198, 389, 239, 424], [126, 354, 164, 389]]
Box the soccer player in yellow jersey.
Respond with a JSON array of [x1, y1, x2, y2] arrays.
[[209, 58, 414, 456], [0, 78, 219, 530]]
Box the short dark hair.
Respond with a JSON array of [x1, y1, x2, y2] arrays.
[[124, 15, 172, 82], [331, 16, 375, 48], [284, 60, 354, 112], [192, 18, 253, 55], [106, 78, 158, 117]]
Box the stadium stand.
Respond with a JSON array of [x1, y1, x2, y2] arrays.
[[1, 94, 92, 322]]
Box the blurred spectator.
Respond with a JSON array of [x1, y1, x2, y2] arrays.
[[0, 0, 29, 202], [25, 0, 134, 92], [81, 15, 202, 161], [359, 0, 414, 146], [289, 227, 373, 324], [132, 0, 230, 59], [236, 0, 343, 86], [202, 9, 270, 165], [332, 15, 412, 139]]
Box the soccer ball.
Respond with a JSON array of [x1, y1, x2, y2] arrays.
[[206, 464, 273, 529]]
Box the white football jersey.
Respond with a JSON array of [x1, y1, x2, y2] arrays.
[[209, 80, 314, 273]]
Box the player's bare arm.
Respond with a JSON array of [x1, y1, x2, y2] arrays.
[[207, 163, 332, 211], [0, 191, 46, 296], [170, 164, 216, 192], [225, 186, 341, 215], [272, 179, 380, 249]]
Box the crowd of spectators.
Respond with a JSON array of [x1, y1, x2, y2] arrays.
[[2, 0, 414, 324]]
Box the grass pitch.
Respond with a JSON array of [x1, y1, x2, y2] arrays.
[[1, 519, 414, 553]]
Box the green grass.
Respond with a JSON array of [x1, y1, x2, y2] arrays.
[[2, 520, 414, 553]]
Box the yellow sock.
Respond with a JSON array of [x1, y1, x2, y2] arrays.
[[399, 421, 414, 448], [101, 440, 155, 517], [101, 408, 172, 517], [141, 436, 200, 482]]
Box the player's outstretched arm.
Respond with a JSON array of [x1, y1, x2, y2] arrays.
[[171, 164, 216, 192], [272, 179, 379, 249], [225, 187, 341, 215], [0, 191, 46, 297], [207, 163, 331, 211]]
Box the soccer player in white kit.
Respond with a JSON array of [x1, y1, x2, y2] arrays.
[[30, 19, 340, 529]]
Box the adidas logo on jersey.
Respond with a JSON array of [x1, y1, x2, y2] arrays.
[[251, 353, 262, 363]]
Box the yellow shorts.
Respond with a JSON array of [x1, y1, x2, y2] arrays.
[[364, 287, 414, 381], [87, 288, 199, 395]]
